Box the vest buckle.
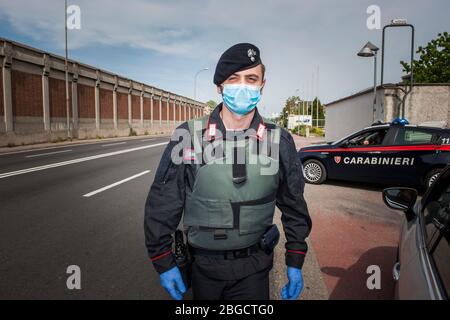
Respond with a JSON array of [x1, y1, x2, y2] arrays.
[[233, 248, 250, 259], [213, 229, 227, 240], [232, 175, 247, 184]]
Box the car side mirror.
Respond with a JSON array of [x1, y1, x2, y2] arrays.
[[341, 141, 350, 148], [383, 188, 418, 220]]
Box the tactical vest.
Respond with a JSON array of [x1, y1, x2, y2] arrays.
[[183, 115, 280, 250]]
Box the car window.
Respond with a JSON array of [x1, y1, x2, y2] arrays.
[[347, 129, 389, 147], [395, 129, 434, 145], [431, 225, 450, 298], [423, 183, 450, 298]]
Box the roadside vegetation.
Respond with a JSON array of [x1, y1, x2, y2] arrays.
[[292, 125, 325, 137]]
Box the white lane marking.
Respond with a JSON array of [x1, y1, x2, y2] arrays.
[[83, 170, 151, 198], [0, 137, 169, 157], [0, 142, 168, 179], [102, 142, 127, 147], [140, 138, 155, 142], [25, 150, 73, 158], [1, 145, 78, 156]]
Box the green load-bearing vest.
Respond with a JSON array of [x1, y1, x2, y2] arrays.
[[183, 115, 280, 251]]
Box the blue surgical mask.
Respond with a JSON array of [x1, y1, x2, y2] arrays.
[[222, 84, 262, 116]]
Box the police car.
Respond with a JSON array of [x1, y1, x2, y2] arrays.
[[298, 119, 450, 189]]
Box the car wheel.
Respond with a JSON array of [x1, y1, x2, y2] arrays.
[[425, 168, 442, 189], [303, 159, 327, 184]]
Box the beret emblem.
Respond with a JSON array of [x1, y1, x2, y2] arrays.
[[247, 49, 257, 62]]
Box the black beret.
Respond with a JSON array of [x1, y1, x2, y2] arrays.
[[213, 43, 262, 85]]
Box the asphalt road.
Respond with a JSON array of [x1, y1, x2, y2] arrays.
[[0, 136, 172, 299], [292, 135, 404, 300]]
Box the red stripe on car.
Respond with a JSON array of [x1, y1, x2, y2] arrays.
[[301, 145, 450, 153]]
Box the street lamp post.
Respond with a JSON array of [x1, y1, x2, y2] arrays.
[[358, 41, 379, 122], [194, 68, 209, 100], [380, 19, 415, 119]]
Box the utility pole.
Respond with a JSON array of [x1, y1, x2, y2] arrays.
[[316, 66, 320, 127], [64, 0, 71, 139], [302, 84, 306, 115], [311, 72, 314, 117]]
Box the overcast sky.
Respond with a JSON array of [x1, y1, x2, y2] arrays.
[[0, 0, 449, 117]]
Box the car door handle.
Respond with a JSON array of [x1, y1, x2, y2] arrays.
[[320, 152, 329, 155], [368, 151, 381, 154]]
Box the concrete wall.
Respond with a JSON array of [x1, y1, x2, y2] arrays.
[[325, 88, 384, 142], [325, 84, 450, 142], [0, 38, 206, 147], [385, 85, 450, 127]]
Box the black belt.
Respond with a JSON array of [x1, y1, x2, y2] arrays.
[[190, 243, 261, 260]]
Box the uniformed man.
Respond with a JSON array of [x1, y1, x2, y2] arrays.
[[144, 43, 312, 300]]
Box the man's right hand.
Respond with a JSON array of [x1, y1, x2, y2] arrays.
[[159, 266, 187, 300]]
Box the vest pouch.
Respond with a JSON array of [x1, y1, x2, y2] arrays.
[[239, 200, 276, 235], [184, 192, 234, 229]]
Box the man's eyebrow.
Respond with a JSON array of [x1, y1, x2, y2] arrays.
[[228, 73, 259, 78]]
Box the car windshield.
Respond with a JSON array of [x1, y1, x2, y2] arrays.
[[331, 127, 390, 146], [331, 132, 357, 146]]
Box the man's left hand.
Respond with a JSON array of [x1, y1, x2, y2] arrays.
[[281, 267, 304, 300]]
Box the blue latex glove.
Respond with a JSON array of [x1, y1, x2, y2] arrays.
[[160, 266, 187, 300], [281, 267, 304, 300]]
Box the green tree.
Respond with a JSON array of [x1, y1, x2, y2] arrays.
[[311, 97, 325, 120], [280, 96, 300, 128], [279, 96, 325, 128], [401, 32, 450, 83]]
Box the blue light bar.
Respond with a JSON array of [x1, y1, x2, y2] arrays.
[[392, 118, 409, 125]]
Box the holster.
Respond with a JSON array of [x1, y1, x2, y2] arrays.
[[259, 224, 280, 254], [174, 229, 192, 290]]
